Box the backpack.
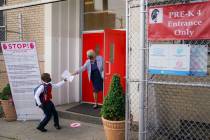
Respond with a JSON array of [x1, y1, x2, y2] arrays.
[[34, 84, 46, 106]]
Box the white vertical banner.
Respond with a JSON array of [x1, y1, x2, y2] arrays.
[[1, 41, 43, 120]]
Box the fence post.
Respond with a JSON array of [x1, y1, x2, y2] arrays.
[[139, 0, 145, 140], [125, 0, 129, 140]]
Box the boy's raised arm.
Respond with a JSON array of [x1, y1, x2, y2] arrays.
[[52, 79, 67, 89]]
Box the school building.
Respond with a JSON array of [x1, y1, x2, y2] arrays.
[[1, 0, 210, 139]]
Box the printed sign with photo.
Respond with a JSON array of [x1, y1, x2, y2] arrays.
[[149, 44, 208, 76]]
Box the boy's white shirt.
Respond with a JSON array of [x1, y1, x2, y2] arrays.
[[34, 80, 65, 106]]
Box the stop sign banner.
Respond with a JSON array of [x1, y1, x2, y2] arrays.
[[148, 1, 210, 41], [1, 41, 43, 121]]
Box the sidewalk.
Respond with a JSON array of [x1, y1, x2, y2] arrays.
[[0, 118, 105, 140]]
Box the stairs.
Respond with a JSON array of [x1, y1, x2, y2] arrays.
[[56, 103, 102, 125]]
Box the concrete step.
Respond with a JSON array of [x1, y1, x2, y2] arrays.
[[56, 103, 102, 125]]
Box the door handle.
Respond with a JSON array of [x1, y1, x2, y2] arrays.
[[105, 61, 111, 75]]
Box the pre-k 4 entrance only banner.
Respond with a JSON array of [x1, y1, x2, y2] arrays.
[[148, 1, 210, 41], [1, 41, 43, 120]]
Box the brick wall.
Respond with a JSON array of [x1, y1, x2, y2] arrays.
[[0, 56, 8, 90], [151, 74, 210, 129], [0, 0, 45, 90]]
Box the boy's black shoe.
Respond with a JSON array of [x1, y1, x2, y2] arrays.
[[54, 125, 61, 130], [93, 104, 98, 109], [37, 127, 47, 132]]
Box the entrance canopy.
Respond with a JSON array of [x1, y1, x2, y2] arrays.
[[0, 0, 66, 11]]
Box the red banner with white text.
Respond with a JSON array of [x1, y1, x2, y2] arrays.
[[148, 1, 210, 41]]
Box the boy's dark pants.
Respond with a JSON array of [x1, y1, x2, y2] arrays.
[[37, 101, 59, 129]]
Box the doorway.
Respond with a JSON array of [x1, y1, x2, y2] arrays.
[[82, 29, 126, 104], [82, 32, 104, 104]]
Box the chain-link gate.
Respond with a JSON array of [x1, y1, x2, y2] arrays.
[[126, 0, 210, 140]]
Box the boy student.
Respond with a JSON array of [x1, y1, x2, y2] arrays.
[[34, 73, 67, 132]]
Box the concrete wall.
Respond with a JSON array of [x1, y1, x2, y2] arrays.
[[46, 0, 80, 105]]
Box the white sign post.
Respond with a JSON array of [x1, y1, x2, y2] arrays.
[[1, 41, 43, 120]]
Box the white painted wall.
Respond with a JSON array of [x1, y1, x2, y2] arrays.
[[44, 0, 80, 105], [44, 4, 52, 74]]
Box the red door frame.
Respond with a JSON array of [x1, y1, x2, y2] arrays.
[[82, 29, 126, 104], [82, 32, 104, 104]]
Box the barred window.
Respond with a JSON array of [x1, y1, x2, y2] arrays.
[[0, 0, 5, 54]]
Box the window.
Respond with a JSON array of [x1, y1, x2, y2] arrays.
[[83, 0, 126, 31], [109, 42, 114, 63], [0, 0, 5, 53]]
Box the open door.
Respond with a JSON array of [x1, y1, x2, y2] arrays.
[[82, 32, 104, 104], [104, 29, 126, 97], [82, 29, 126, 104]]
